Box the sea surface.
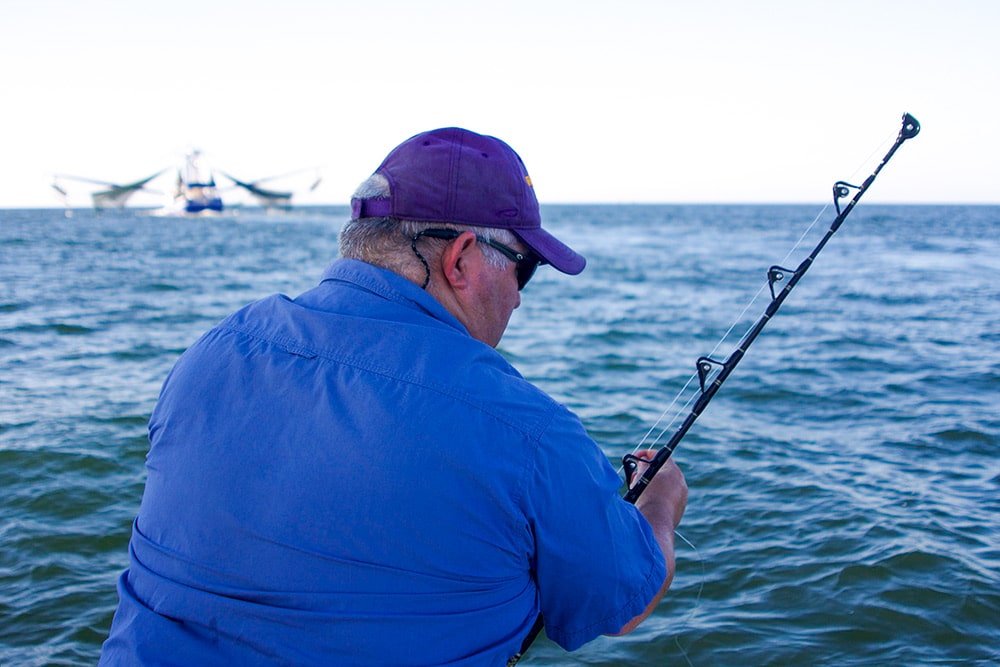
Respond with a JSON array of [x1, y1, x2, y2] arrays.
[[1, 204, 998, 666]]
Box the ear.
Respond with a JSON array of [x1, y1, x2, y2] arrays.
[[438, 231, 479, 291]]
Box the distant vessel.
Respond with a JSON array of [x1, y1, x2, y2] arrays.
[[173, 150, 223, 214], [52, 150, 320, 214]]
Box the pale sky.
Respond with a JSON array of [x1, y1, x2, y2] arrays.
[[2, 0, 997, 208]]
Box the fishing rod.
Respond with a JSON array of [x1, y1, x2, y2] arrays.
[[621, 111, 919, 501], [509, 112, 919, 666]]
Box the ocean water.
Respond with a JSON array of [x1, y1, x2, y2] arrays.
[[1, 204, 998, 666]]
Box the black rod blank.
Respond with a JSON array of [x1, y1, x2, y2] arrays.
[[622, 112, 920, 503]]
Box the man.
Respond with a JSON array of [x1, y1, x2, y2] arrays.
[[100, 127, 688, 665]]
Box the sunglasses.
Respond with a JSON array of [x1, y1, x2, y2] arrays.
[[413, 229, 540, 290]]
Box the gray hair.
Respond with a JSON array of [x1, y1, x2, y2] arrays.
[[340, 174, 519, 280]]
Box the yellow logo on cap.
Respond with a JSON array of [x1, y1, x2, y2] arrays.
[[525, 175, 533, 187]]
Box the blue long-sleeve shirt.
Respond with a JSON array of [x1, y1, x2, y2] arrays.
[[100, 259, 665, 666]]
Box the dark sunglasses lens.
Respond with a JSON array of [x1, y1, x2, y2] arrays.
[[517, 259, 539, 290]]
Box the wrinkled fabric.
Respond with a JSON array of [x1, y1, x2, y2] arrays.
[[100, 259, 664, 666]]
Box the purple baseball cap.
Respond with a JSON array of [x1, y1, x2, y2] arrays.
[[351, 127, 586, 275]]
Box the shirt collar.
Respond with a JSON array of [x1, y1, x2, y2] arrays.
[[314, 258, 469, 336]]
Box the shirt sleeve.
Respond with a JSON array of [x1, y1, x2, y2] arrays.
[[522, 406, 667, 650]]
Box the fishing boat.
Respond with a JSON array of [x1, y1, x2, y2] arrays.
[[51, 149, 319, 215], [174, 150, 223, 214]]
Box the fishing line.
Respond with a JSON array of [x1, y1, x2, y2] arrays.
[[511, 113, 921, 665], [611, 117, 918, 664], [669, 529, 704, 667], [613, 202, 835, 649], [622, 203, 829, 473]]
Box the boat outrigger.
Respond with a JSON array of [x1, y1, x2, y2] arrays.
[[219, 169, 322, 211], [51, 170, 165, 211]]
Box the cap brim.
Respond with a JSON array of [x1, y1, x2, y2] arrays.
[[516, 227, 586, 275]]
